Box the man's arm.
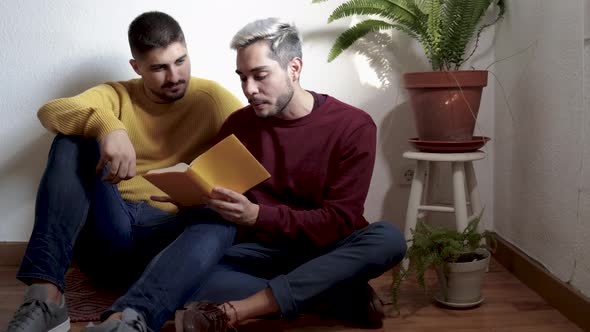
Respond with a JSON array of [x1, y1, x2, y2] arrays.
[[38, 82, 135, 183], [37, 83, 126, 139]]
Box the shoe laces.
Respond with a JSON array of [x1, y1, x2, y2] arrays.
[[7, 300, 48, 331], [219, 303, 239, 332], [126, 320, 152, 332], [83, 315, 152, 332], [126, 317, 151, 332], [222, 302, 238, 332], [190, 302, 236, 332], [120, 311, 151, 332]]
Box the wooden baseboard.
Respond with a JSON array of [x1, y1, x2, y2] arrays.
[[493, 235, 590, 331], [0, 242, 26, 266]]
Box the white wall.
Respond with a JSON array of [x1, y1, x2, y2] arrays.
[[493, 0, 588, 296], [0, 0, 496, 254], [573, 0, 590, 296], [5, 0, 583, 302]]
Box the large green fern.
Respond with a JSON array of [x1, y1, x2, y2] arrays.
[[313, 0, 505, 70]]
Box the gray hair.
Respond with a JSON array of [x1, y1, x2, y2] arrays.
[[230, 18, 302, 68]]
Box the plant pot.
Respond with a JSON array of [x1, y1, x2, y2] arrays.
[[435, 248, 490, 307], [403, 71, 488, 142]]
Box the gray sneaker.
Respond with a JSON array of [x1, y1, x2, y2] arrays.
[[81, 308, 149, 332], [4, 284, 70, 332]]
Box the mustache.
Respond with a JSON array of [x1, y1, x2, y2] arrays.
[[248, 98, 267, 104], [161, 80, 186, 89]]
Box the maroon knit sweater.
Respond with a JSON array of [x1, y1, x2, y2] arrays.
[[216, 93, 376, 249]]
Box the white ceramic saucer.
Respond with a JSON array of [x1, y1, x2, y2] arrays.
[[433, 292, 484, 308]]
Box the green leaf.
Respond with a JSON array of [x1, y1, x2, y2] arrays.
[[328, 0, 419, 27], [327, 19, 409, 62]]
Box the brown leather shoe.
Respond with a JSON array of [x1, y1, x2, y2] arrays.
[[175, 302, 235, 332], [321, 283, 384, 329], [361, 285, 385, 328]]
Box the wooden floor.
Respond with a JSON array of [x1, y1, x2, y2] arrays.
[[0, 259, 582, 331]]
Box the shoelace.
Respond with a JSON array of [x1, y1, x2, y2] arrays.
[[214, 303, 238, 332], [7, 300, 48, 331], [84, 317, 152, 332], [202, 309, 228, 332], [126, 316, 151, 332], [222, 303, 238, 332]]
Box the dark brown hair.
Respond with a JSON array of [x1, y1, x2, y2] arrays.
[[128, 11, 185, 59]]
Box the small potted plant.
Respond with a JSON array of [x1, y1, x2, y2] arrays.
[[391, 216, 496, 309], [313, 0, 505, 145]]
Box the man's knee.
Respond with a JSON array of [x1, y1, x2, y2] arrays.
[[47, 134, 98, 170], [362, 221, 407, 267]]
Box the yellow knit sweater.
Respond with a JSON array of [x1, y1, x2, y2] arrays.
[[37, 77, 243, 213]]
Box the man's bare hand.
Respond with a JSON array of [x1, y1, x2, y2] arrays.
[[96, 129, 136, 184], [205, 187, 259, 226]]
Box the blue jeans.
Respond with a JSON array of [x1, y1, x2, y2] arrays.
[[16, 135, 236, 330], [191, 221, 406, 319]]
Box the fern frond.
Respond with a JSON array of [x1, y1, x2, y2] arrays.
[[424, 0, 443, 69], [412, 0, 432, 14], [385, 0, 423, 22], [396, 0, 430, 36], [438, 0, 469, 69], [468, 0, 493, 29], [328, 0, 419, 27], [327, 19, 413, 62], [460, 0, 505, 67]]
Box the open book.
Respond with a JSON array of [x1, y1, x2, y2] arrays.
[[143, 134, 270, 206]]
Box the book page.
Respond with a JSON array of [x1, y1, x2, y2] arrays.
[[145, 162, 189, 174], [190, 134, 270, 193]]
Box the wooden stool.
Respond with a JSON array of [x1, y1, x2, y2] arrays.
[[402, 151, 486, 268]]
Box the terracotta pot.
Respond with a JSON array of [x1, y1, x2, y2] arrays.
[[404, 71, 488, 141]]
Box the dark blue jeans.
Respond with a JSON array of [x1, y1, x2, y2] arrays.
[[16, 135, 235, 330], [191, 221, 406, 319]]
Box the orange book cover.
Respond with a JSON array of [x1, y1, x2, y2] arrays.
[[143, 134, 270, 206]]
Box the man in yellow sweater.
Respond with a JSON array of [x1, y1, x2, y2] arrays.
[[4, 11, 242, 332]]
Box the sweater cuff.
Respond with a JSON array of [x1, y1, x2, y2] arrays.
[[255, 205, 279, 232], [88, 118, 127, 139]]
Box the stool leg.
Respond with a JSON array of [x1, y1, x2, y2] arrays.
[[452, 161, 469, 233], [465, 160, 489, 272], [403, 160, 427, 270], [425, 161, 438, 224], [466, 161, 482, 228]]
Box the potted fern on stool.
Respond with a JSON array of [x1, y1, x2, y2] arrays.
[[313, 0, 505, 148], [391, 216, 495, 309]]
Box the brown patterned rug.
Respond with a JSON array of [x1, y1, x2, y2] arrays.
[[64, 268, 124, 322]]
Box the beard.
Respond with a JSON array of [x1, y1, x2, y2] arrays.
[[274, 82, 294, 115], [256, 78, 294, 118], [151, 80, 188, 102]]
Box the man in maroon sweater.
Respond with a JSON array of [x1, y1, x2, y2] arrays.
[[174, 18, 407, 331]]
